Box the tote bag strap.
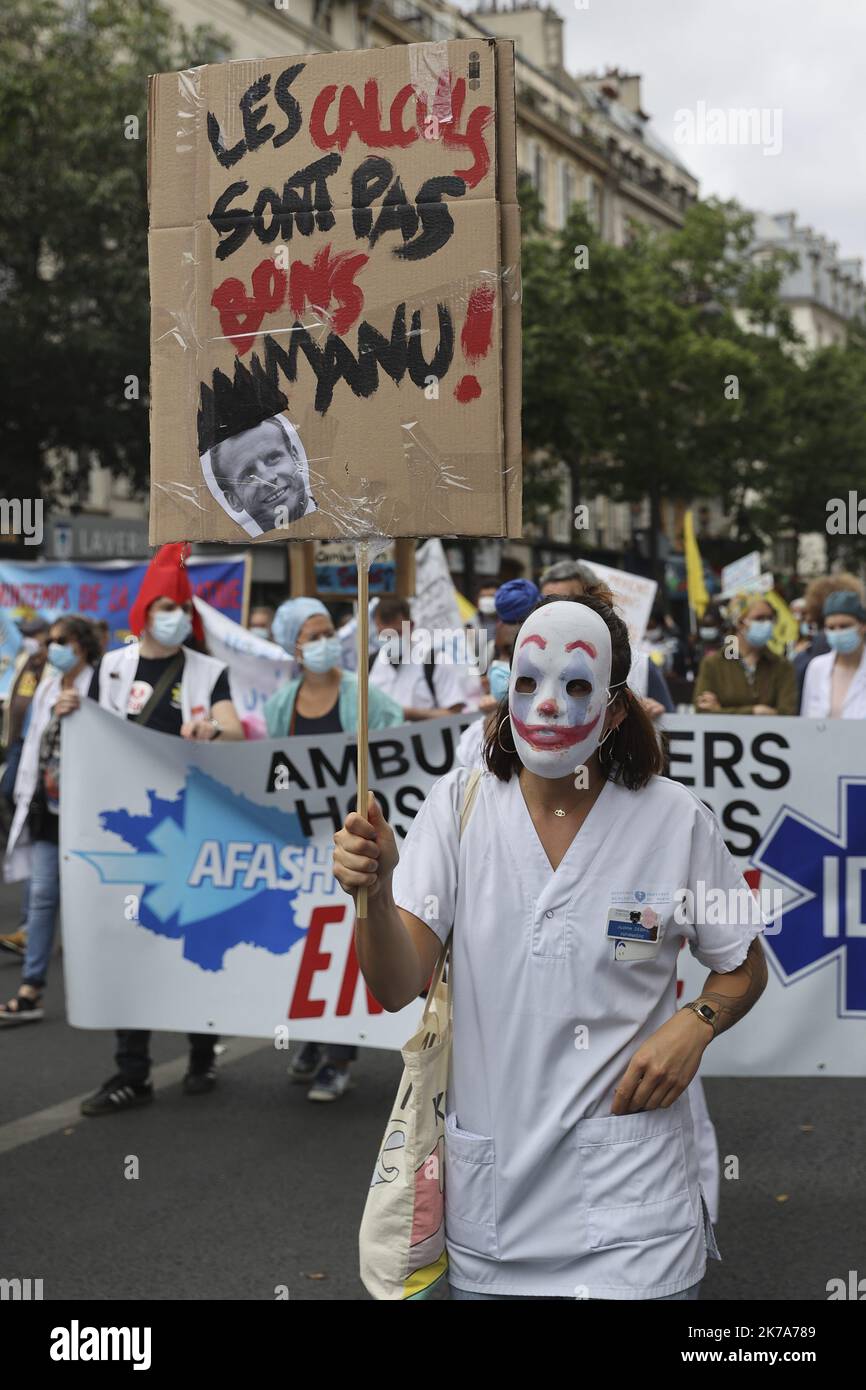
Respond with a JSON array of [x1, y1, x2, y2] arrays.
[[420, 768, 482, 1026]]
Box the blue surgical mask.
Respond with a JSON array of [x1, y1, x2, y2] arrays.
[[488, 660, 510, 701], [800, 622, 812, 638], [826, 627, 862, 655], [48, 641, 77, 673], [149, 609, 193, 648], [301, 635, 341, 673], [746, 620, 774, 648]]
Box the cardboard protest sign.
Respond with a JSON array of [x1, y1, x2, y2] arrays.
[[147, 39, 521, 545]]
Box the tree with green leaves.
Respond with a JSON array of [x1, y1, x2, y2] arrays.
[[520, 193, 805, 579], [0, 0, 231, 505]]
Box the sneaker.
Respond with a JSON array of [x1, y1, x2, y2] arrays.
[[183, 1063, 217, 1095], [307, 1064, 352, 1103], [0, 930, 27, 958], [0, 991, 43, 1026], [289, 1041, 322, 1083], [80, 1074, 154, 1117]]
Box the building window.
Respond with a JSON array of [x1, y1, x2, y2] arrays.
[[532, 142, 547, 213], [585, 175, 602, 231], [558, 160, 576, 229]]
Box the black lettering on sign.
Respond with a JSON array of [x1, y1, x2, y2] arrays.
[[394, 784, 426, 837], [703, 732, 744, 789], [721, 800, 761, 858], [206, 63, 307, 169], [664, 729, 695, 786], [411, 726, 457, 776], [295, 795, 344, 838], [750, 733, 790, 789], [309, 744, 358, 790], [369, 739, 410, 782], [265, 751, 307, 792], [209, 154, 341, 260]]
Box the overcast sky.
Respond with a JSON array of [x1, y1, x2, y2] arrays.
[[555, 0, 864, 265]]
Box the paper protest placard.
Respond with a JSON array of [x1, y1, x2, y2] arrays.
[[147, 39, 521, 544]]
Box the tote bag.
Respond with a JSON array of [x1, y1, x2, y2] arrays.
[[359, 768, 481, 1300]]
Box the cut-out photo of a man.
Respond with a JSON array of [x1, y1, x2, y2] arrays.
[[199, 414, 317, 537]]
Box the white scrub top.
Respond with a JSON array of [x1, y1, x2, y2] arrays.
[[369, 647, 467, 711], [801, 648, 866, 719], [392, 767, 760, 1298]]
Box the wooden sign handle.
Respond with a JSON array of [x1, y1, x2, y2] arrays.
[[355, 542, 369, 923]]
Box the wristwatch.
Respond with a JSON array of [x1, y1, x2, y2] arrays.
[[682, 1000, 719, 1036], [208, 717, 222, 740]]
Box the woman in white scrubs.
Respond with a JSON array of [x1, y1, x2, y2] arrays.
[[801, 590, 866, 719], [334, 597, 768, 1300]]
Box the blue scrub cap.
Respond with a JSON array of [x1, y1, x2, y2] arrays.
[[272, 597, 330, 653], [495, 579, 540, 623], [823, 590, 866, 621]]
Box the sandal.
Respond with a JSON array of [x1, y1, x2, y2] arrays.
[[0, 990, 44, 1026]]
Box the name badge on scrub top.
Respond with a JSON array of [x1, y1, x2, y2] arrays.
[[606, 905, 665, 962]]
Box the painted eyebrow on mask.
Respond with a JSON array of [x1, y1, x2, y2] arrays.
[[565, 639, 597, 658], [519, 633, 547, 650]]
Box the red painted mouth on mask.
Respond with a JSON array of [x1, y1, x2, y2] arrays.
[[511, 711, 601, 750]]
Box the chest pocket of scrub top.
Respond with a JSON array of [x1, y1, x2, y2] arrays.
[[444, 1113, 499, 1258], [574, 1100, 697, 1250]]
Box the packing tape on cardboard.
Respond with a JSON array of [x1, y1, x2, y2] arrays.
[[408, 40, 453, 137]]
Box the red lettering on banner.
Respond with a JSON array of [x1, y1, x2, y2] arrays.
[[108, 582, 130, 613], [78, 583, 103, 614], [193, 578, 241, 609], [336, 932, 384, 1016], [289, 905, 344, 1018], [415, 79, 492, 189]]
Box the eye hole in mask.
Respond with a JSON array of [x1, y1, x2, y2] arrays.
[[515, 675, 536, 694], [566, 678, 592, 696]]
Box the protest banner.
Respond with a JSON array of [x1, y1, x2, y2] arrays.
[[720, 550, 761, 596], [0, 556, 249, 650], [194, 597, 293, 720], [0, 608, 23, 700], [583, 560, 657, 646], [147, 39, 522, 545], [62, 705, 865, 1074]]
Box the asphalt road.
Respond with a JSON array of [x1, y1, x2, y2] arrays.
[[0, 881, 862, 1303]]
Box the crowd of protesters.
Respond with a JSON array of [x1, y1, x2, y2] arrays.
[[0, 544, 864, 1106]]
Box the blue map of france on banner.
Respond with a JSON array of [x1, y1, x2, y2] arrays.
[[0, 556, 247, 657], [76, 767, 309, 971]]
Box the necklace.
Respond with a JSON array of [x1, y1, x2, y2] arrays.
[[554, 808, 567, 817]]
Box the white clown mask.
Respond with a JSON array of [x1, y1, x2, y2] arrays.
[[508, 601, 613, 779]]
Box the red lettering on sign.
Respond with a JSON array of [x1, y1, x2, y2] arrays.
[[336, 932, 384, 1016], [213, 248, 368, 355], [309, 79, 418, 152], [289, 905, 345, 1018], [289, 245, 368, 335]]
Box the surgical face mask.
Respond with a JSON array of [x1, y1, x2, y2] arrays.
[[48, 641, 77, 673], [249, 625, 271, 640], [300, 635, 341, 673], [826, 626, 862, 655], [745, 619, 773, 648], [698, 627, 719, 642], [149, 608, 193, 649], [478, 596, 497, 616], [488, 659, 510, 702], [508, 601, 612, 779], [800, 622, 812, 638]]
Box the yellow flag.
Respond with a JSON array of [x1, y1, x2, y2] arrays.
[[455, 590, 477, 623], [684, 510, 709, 620], [764, 589, 798, 656]]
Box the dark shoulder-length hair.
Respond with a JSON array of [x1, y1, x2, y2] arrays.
[[55, 614, 102, 667], [482, 593, 664, 791]]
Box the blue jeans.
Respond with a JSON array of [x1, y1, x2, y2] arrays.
[[449, 1281, 701, 1301], [22, 840, 60, 987]]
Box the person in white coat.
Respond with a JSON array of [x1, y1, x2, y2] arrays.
[[1, 617, 100, 1023], [800, 590, 866, 719], [69, 544, 244, 1115], [335, 596, 768, 1300]]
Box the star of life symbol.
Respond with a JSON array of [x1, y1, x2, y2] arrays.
[[753, 777, 866, 1018]]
